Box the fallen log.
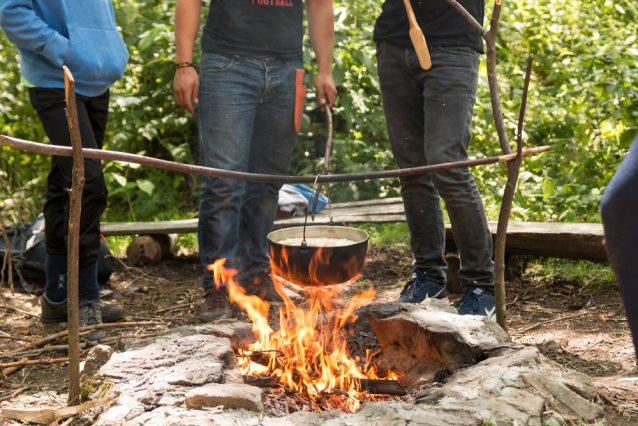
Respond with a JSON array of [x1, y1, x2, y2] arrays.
[[2, 321, 161, 356]]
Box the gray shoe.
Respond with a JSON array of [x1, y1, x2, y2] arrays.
[[41, 294, 124, 324], [79, 300, 105, 341], [199, 287, 233, 323]]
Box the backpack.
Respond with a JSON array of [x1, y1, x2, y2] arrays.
[[0, 216, 113, 293]]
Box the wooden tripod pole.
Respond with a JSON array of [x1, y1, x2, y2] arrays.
[[63, 66, 83, 406]]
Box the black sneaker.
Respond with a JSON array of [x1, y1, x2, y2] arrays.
[[79, 300, 105, 341], [199, 287, 233, 323], [41, 294, 124, 324], [456, 287, 496, 318], [239, 272, 284, 305], [396, 270, 447, 303]]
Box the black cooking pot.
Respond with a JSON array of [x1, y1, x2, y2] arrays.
[[268, 226, 369, 287]]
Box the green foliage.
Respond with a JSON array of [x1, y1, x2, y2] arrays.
[[1, 0, 636, 225]]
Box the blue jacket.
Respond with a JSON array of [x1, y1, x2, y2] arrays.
[[0, 0, 129, 97]]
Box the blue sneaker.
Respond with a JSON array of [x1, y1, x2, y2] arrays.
[[456, 287, 496, 318], [396, 270, 447, 303]]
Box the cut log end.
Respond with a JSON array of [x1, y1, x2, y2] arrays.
[[126, 234, 177, 266]]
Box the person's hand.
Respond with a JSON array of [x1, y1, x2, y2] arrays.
[[314, 71, 337, 109], [174, 67, 199, 114]]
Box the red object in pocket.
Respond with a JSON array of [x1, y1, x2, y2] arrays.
[[294, 69, 306, 133]]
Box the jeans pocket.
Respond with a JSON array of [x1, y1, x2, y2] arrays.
[[435, 46, 478, 59], [201, 53, 235, 74]]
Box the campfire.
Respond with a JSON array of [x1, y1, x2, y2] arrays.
[[207, 253, 402, 413]]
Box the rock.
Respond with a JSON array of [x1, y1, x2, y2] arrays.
[[368, 305, 477, 389], [416, 346, 604, 423], [94, 335, 243, 425], [82, 345, 114, 378], [185, 383, 263, 413], [99, 335, 242, 386]]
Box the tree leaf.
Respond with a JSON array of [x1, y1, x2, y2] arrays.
[[137, 179, 155, 196]]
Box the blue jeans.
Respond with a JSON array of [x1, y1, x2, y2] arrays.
[[197, 53, 303, 290], [376, 42, 494, 289], [601, 134, 638, 358]]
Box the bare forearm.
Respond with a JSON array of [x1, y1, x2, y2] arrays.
[[175, 0, 201, 63], [306, 0, 334, 74]]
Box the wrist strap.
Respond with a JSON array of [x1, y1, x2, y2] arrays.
[[176, 62, 198, 69]]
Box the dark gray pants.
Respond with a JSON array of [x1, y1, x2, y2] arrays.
[[376, 41, 494, 289]]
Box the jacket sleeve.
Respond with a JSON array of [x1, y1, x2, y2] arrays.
[[0, 0, 69, 67]]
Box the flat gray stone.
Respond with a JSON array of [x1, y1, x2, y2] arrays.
[[99, 335, 241, 386], [185, 383, 263, 413]]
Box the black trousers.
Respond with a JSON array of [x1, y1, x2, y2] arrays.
[[28, 88, 109, 268]]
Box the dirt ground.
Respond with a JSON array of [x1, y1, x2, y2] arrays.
[[0, 246, 636, 425]]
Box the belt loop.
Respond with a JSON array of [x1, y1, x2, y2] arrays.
[[234, 55, 240, 64]]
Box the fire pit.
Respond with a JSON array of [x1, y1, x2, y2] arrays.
[[208, 259, 402, 413]]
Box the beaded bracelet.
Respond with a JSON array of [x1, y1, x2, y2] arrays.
[[175, 62, 199, 69]]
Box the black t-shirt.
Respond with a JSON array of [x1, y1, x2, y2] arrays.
[[374, 0, 484, 54], [201, 0, 304, 60]]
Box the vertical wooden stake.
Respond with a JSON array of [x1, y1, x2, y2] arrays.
[[63, 66, 84, 406], [492, 55, 533, 332], [0, 216, 13, 295]]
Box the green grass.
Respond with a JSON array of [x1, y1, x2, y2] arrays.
[[176, 233, 199, 254], [524, 257, 616, 291], [354, 222, 410, 247], [105, 235, 134, 257]]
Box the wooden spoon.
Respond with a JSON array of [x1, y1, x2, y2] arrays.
[[402, 0, 432, 69]]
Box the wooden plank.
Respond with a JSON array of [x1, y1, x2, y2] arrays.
[[271, 214, 408, 230], [101, 219, 198, 236], [330, 198, 403, 208], [99, 201, 606, 261]]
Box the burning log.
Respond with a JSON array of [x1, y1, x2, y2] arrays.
[[350, 378, 407, 396], [243, 374, 406, 396], [242, 375, 280, 388]]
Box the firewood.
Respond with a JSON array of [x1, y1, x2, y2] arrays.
[[0, 357, 85, 369], [0, 396, 115, 424], [351, 378, 407, 396], [242, 375, 280, 388], [126, 234, 177, 266], [1, 321, 160, 356]]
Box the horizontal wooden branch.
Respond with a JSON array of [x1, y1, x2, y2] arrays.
[[0, 357, 85, 369], [2, 321, 161, 356], [0, 134, 550, 184]]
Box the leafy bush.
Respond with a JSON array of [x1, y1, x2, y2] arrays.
[[1, 0, 636, 225]]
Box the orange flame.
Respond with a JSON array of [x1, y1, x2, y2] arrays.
[[208, 252, 398, 413]]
